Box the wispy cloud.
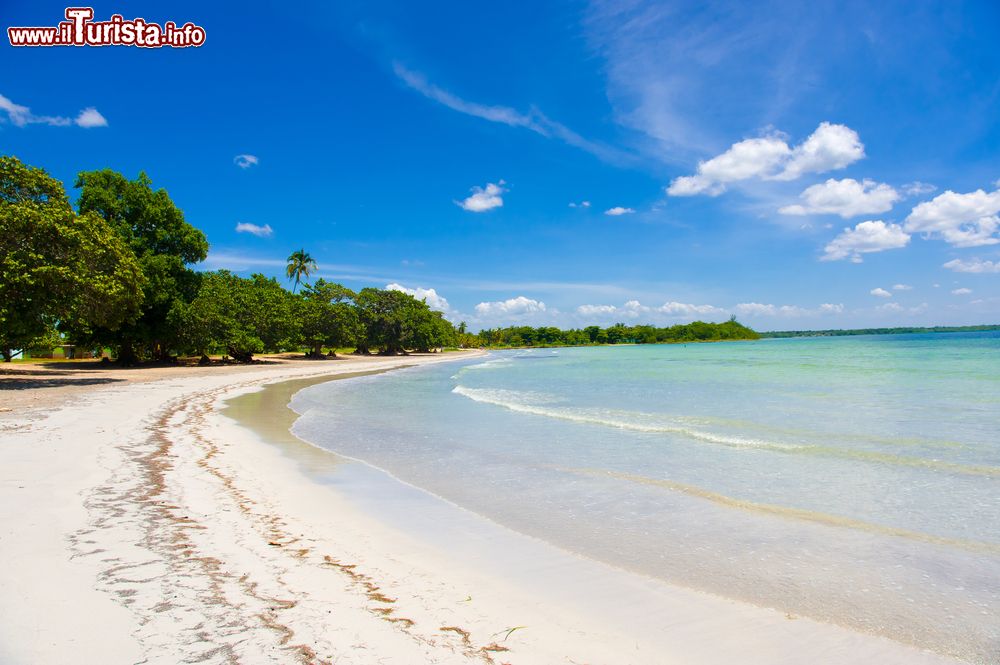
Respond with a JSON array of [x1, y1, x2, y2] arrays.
[[234, 222, 273, 237], [233, 154, 259, 169], [942, 258, 1000, 273], [0, 93, 107, 128], [393, 62, 630, 164]]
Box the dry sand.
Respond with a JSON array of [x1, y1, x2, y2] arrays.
[[0, 354, 966, 664]]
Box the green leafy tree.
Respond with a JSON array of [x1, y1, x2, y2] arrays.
[[285, 249, 316, 293], [0, 157, 144, 361], [72, 169, 208, 363], [170, 271, 300, 362], [298, 279, 360, 357]]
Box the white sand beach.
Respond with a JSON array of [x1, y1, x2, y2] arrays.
[[0, 354, 967, 664]]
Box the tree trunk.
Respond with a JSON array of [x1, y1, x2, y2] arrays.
[[228, 346, 254, 363]]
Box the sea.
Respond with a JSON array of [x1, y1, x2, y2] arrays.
[[290, 332, 1000, 663]]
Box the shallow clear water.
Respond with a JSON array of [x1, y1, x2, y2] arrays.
[[292, 333, 1000, 663]]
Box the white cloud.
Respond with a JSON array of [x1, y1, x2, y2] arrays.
[[951, 287, 973, 295], [475, 296, 546, 317], [877, 302, 903, 312], [776, 122, 865, 181], [870, 287, 892, 298], [734, 302, 777, 316], [657, 301, 724, 316], [0, 93, 107, 128], [386, 283, 452, 312], [667, 122, 864, 196], [605, 206, 636, 216], [779, 178, 899, 218], [942, 258, 1000, 273], [234, 222, 273, 237], [74, 107, 107, 128], [569, 200, 591, 208], [902, 181, 937, 197], [576, 300, 723, 320], [393, 63, 626, 164], [732, 303, 830, 317], [234, 154, 259, 169], [576, 304, 618, 316], [821, 220, 910, 262], [457, 181, 506, 212], [904, 187, 1000, 247], [892, 284, 912, 291]]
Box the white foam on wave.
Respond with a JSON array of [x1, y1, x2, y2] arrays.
[[452, 385, 802, 451]]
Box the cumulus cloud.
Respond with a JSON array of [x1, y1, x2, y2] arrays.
[[820, 303, 845, 313], [878, 302, 903, 312], [657, 301, 724, 316], [457, 181, 506, 212], [942, 258, 1000, 273], [475, 296, 546, 317], [870, 287, 892, 298], [951, 287, 972, 295], [0, 93, 108, 128], [233, 154, 259, 169], [386, 283, 452, 312], [904, 187, 1000, 247], [667, 122, 864, 196], [234, 222, 273, 237], [568, 200, 591, 208], [605, 206, 636, 216], [892, 284, 912, 291], [74, 107, 107, 128], [779, 178, 899, 218], [821, 220, 910, 262], [902, 181, 937, 197]]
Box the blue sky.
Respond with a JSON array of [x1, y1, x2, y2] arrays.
[[3, 1, 999, 330]]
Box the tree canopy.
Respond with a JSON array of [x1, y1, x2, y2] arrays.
[[0, 157, 144, 361], [71, 168, 208, 362]]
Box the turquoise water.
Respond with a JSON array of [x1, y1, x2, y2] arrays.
[[292, 333, 1000, 663]]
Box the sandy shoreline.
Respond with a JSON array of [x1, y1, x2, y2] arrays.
[[0, 354, 966, 664]]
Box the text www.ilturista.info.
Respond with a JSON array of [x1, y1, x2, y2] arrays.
[[8, 7, 205, 48]]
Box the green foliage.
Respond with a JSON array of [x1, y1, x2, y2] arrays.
[[0, 157, 144, 361], [72, 168, 208, 361], [354, 287, 458, 354], [298, 279, 361, 356], [170, 271, 301, 362], [472, 319, 759, 348]]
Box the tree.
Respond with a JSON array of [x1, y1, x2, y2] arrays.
[[72, 169, 208, 363], [285, 249, 316, 293], [0, 157, 144, 361], [170, 271, 301, 362], [298, 279, 360, 357]]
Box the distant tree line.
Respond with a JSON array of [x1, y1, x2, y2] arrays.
[[0, 156, 457, 363], [759, 325, 1000, 339], [470, 318, 759, 348]]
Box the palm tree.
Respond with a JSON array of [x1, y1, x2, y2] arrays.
[[285, 249, 317, 293]]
